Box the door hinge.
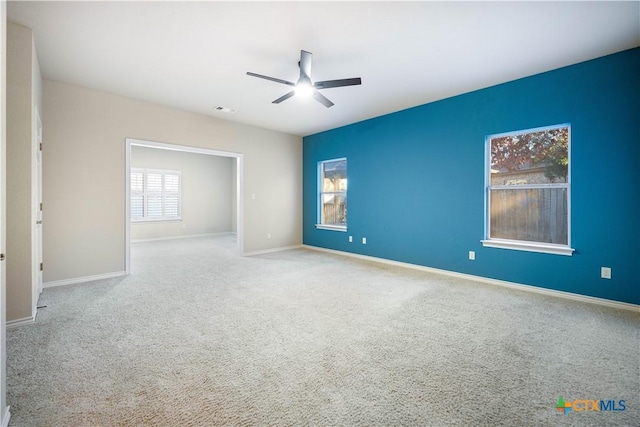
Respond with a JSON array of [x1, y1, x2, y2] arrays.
[[40, 262, 43, 271], [40, 202, 43, 211], [39, 142, 43, 151], [0, 254, 5, 261]]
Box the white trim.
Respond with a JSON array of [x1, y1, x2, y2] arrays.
[[303, 245, 639, 313], [132, 219, 183, 225], [487, 123, 572, 140], [33, 105, 43, 310], [315, 224, 347, 232], [43, 271, 127, 289], [126, 138, 244, 274], [481, 239, 575, 256], [243, 244, 302, 257], [131, 232, 233, 243], [6, 315, 36, 329], [490, 183, 569, 191], [1, 5, 7, 423], [127, 138, 239, 158], [1, 406, 10, 427]]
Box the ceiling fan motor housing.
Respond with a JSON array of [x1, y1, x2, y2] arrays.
[[247, 50, 362, 108]]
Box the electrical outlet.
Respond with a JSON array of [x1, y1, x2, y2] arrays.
[[601, 267, 611, 279], [348, 236, 353, 242], [251, 193, 256, 200], [267, 233, 271, 239], [362, 237, 367, 245], [469, 251, 475, 260]]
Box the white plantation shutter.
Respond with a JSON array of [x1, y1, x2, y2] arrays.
[[130, 171, 145, 219], [164, 173, 179, 192], [147, 195, 163, 218], [131, 195, 144, 218], [164, 172, 180, 217], [131, 168, 181, 222], [146, 172, 163, 219], [147, 172, 162, 192], [131, 171, 144, 193]]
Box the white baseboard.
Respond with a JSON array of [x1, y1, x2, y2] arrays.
[[131, 232, 233, 243], [243, 244, 303, 257], [43, 271, 127, 289], [1, 406, 10, 427], [7, 315, 36, 329], [303, 245, 639, 313]]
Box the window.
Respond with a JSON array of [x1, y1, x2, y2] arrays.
[[131, 168, 181, 222], [317, 158, 347, 231], [482, 124, 574, 255]]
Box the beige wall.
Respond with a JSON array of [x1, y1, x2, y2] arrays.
[[6, 22, 41, 322], [131, 146, 234, 241], [43, 80, 302, 283]]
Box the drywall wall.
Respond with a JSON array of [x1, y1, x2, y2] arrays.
[[130, 146, 234, 241], [43, 80, 302, 283], [6, 22, 42, 322], [304, 48, 639, 305]]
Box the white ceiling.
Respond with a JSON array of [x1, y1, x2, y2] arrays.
[[7, 1, 640, 137]]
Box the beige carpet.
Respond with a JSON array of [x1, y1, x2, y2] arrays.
[[7, 234, 639, 426]]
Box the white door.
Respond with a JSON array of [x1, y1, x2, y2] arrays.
[[35, 110, 43, 298]]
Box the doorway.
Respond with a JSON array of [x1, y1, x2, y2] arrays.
[[125, 138, 243, 274]]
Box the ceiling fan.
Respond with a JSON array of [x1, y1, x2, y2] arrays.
[[246, 50, 361, 108]]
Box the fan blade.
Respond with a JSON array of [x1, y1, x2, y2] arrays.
[[312, 90, 334, 108], [272, 91, 295, 104], [246, 72, 295, 87], [299, 50, 312, 79], [314, 77, 362, 90]]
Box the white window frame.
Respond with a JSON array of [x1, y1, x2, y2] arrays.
[[316, 157, 347, 232], [131, 168, 182, 223], [481, 124, 574, 256]]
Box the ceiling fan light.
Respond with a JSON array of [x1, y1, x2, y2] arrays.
[[295, 82, 314, 98]]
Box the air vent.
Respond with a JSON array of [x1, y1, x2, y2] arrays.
[[214, 106, 237, 114]]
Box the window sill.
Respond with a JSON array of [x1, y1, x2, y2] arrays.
[[481, 239, 574, 256], [315, 224, 347, 232], [132, 219, 182, 224]]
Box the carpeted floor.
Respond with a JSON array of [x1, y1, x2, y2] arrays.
[[7, 235, 639, 426]]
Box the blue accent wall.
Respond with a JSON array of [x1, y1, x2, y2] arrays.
[[303, 48, 639, 305]]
